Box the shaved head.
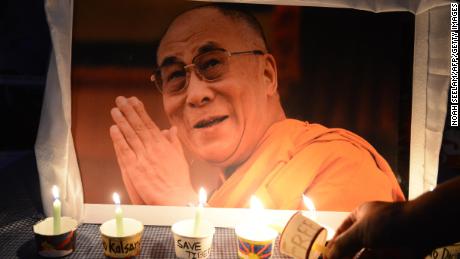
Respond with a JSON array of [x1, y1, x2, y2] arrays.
[[157, 4, 268, 65], [202, 4, 269, 50]]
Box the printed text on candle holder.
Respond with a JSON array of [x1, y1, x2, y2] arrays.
[[287, 219, 321, 258], [177, 239, 211, 258], [103, 238, 140, 255]]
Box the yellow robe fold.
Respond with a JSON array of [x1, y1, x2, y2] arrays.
[[208, 119, 405, 211]]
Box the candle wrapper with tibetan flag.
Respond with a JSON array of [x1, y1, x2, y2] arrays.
[[235, 224, 278, 259], [235, 196, 278, 259]]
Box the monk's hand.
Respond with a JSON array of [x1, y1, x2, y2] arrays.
[[110, 96, 196, 205]]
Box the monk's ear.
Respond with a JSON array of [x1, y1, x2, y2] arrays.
[[262, 54, 278, 96]]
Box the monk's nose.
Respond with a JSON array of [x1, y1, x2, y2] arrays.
[[185, 72, 215, 108]]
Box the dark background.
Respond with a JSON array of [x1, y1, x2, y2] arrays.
[[0, 0, 50, 217]]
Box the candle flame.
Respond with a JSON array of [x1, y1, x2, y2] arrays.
[[302, 194, 316, 212], [326, 225, 336, 240], [198, 187, 207, 205], [303, 195, 335, 240], [52, 185, 59, 200], [250, 195, 264, 210], [303, 194, 318, 220], [112, 192, 121, 205]]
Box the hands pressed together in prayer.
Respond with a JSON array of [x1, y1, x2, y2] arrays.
[[110, 96, 197, 205]]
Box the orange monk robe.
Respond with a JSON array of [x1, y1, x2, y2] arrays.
[[208, 119, 405, 211]]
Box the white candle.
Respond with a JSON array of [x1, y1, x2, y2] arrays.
[[193, 187, 207, 236], [112, 193, 124, 236], [250, 195, 264, 224], [52, 185, 61, 234], [250, 195, 264, 210]]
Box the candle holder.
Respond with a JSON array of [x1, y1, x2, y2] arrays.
[[171, 219, 215, 259], [33, 216, 78, 257], [100, 218, 144, 258], [235, 223, 278, 259], [279, 211, 328, 259]]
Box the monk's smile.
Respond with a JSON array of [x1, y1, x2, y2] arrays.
[[194, 115, 229, 129]]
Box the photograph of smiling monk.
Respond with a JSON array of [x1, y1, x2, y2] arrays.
[[109, 4, 405, 211]]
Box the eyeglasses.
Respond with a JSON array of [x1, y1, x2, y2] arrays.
[[151, 48, 265, 95]]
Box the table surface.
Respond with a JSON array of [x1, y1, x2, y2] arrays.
[[0, 212, 292, 258], [2, 153, 460, 258], [0, 153, 292, 258]]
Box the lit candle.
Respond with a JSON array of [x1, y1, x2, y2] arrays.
[[250, 195, 264, 223], [250, 195, 263, 210], [52, 185, 61, 234], [245, 195, 275, 238], [235, 196, 278, 259], [302, 194, 317, 220], [113, 193, 124, 236], [302, 194, 334, 254], [193, 187, 207, 236], [302, 195, 336, 239]]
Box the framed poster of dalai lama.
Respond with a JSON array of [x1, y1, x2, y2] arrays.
[[71, 0, 413, 210]]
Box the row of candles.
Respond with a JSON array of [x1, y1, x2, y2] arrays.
[[50, 186, 208, 236], [46, 185, 330, 259]]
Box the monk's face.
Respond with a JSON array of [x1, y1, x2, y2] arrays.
[[157, 8, 276, 166]]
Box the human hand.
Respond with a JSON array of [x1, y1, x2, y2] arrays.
[[326, 201, 424, 259], [110, 96, 197, 205]]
